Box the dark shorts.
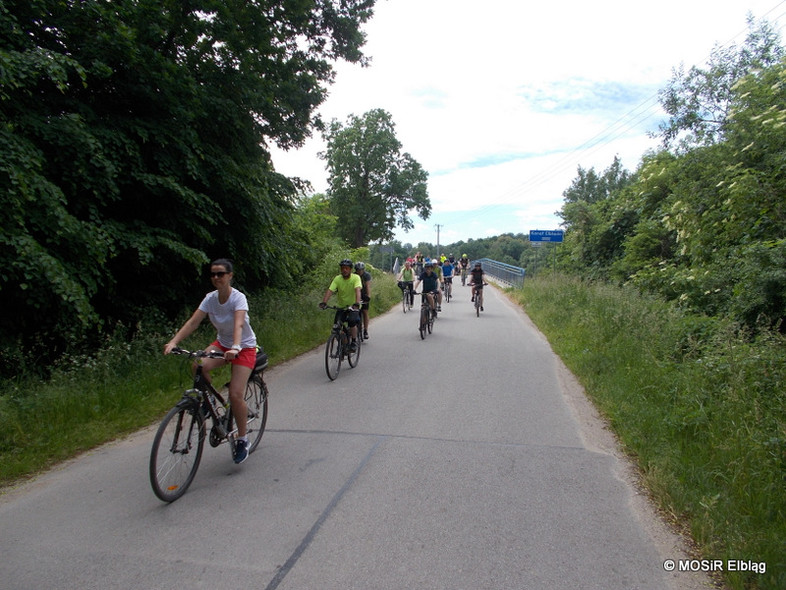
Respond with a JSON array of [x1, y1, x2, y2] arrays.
[[335, 308, 360, 327]]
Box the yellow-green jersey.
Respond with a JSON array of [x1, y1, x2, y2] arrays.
[[329, 273, 362, 307]]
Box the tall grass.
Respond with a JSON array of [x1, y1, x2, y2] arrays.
[[513, 274, 785, 590], [0, 268, 401, 486]]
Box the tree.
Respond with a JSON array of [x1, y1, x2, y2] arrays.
[[0, 0, 375, 368], [656, 15, 783, 150], [322, 109, 431, 247]]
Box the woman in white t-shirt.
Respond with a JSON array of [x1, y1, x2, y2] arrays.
[[164, 258, 257, 464]]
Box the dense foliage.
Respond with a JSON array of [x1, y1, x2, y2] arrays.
[[557, 20, 786, 330], [323, 108, 431, 247], [0, 0, 374, 372]]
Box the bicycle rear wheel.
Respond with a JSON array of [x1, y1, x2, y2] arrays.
[[325, 333, 341, 380], [244, 375, 268, 453], [150, 405, 205, 502]]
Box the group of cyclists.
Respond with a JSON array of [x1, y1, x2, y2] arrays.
[[318, 252, 487, 349], [396, 253, 486, 318], [162, 254, 482, 465]]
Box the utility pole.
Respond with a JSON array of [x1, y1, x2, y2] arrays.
[[435, 224, 442, 260]]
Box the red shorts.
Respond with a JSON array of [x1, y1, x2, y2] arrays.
[[210, 341, 256, 369]]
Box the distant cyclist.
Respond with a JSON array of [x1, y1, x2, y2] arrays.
[[469, 261, 486, 310], [397, 259, 416, 307], [459, 254, 470, 284], [441, 259, 454, 299], [319, 259, 362, 352], [354, 261, 372, 340]]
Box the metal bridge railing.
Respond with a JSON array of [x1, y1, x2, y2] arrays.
[[475, 258, 526, 287]]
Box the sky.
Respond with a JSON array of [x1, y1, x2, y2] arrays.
[[270, 0, 786, 248]]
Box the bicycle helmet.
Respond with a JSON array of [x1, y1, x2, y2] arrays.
[[475, 261, 482, 267], [354, 261, 365, 271], [339, 259, 352, 267]]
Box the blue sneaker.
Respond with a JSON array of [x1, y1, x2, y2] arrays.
[[233, 439, 248, 464]]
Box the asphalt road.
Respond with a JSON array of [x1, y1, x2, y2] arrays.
[[0, 283, 711, 590]]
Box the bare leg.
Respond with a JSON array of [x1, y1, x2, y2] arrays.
[[228, 364, 252, 437]]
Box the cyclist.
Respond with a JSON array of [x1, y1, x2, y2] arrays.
[[459, 254, 470, 284], [164, 258, 256, 464], [441, 258, 454, 300], [415, 251, 424, 274], [397, 259, 416, 307], [319, 259, 362, 352], [414, 261, 441, 316], [469, 261, 486, 310], [355, 261, 372, 339]]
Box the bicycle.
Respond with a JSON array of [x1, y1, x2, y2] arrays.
[[416, 291, 437, 339], [442, 278, 452, 303], [401, 283, 413, 313], [322, 305, 361, 380], [471, 282, 488, 317], [150, 347, 269, 502]]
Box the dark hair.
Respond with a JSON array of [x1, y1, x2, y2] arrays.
[[211, 258, 234, 273]]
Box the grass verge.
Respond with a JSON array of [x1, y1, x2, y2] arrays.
[[511, 274, 785, 590]]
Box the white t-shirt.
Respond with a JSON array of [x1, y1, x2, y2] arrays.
[[198, 288, 256, 349]]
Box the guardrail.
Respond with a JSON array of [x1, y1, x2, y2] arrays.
[[475, 258, 526, 287]]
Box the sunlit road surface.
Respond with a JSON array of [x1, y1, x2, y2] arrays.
[[0, 283, 709, 590]]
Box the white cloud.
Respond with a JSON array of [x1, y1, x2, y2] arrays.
[[270, 0, 786, 246]]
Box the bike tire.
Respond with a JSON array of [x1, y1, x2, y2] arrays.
[[402, 290, 408, 313], [150, 405, 205, 502], [347, 332, 361, 367], [428, 308, 434, 333], [419, 307, 427, 339], [476, 291, 482, 317], [244, 375, 268, 453], [325, 333, 341, 380]]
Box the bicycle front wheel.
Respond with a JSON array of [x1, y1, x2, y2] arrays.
[[325, 333, 341, 380], [419, 307, 427, 339], [402, 290, 408, 313], [150, 405, 205, 502], [245, 375, 268, 453], [347, 333, 361, 367]]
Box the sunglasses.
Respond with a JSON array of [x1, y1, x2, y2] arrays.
[[210, 271, 229, 278]]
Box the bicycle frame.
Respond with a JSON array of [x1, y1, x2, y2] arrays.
[[176, 351, 235, 442]]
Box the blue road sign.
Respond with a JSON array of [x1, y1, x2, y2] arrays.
[[529, 230, 564, 243]]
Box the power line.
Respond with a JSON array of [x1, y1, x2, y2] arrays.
[[451, 2, 786, 228]]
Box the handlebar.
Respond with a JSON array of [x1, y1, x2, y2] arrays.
[[169, 347, 226, 359], [320, 304, 360, 310]]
